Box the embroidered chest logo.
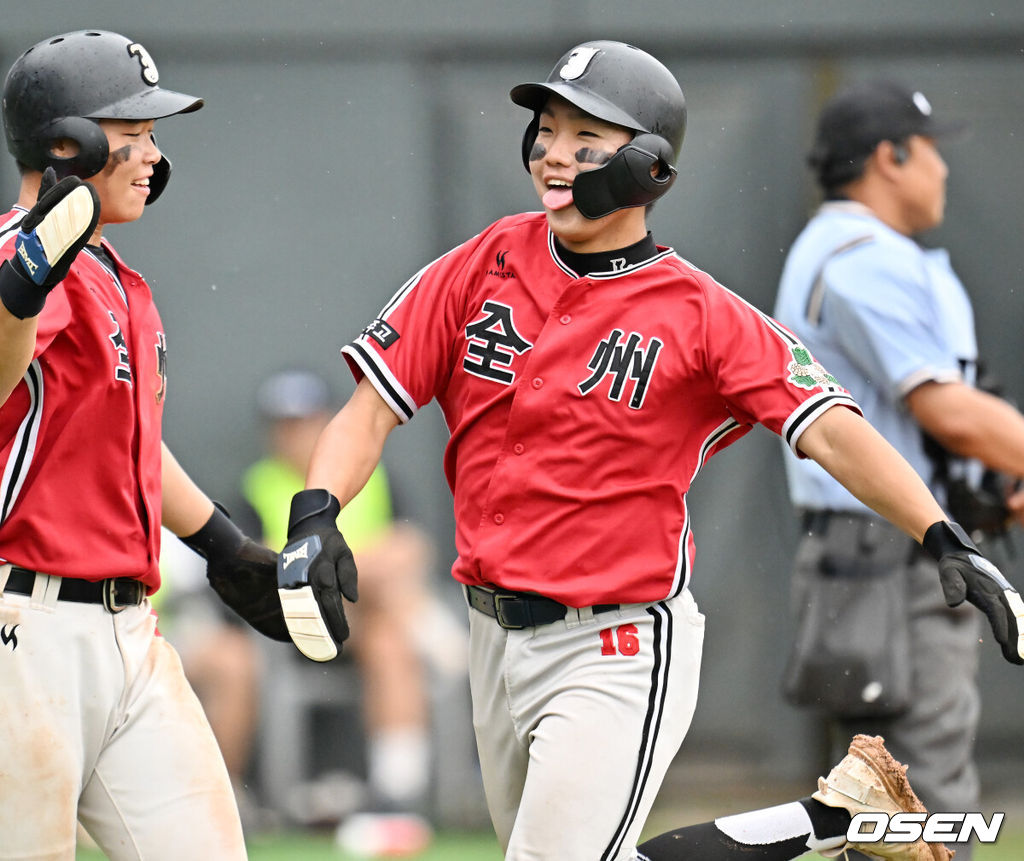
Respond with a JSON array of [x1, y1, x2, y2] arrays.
[[108, 312, 132, 384], [0, 624, 18, 651], [578, 329, 663, 409], [464, 300, 532, 384], [786, 345, 839, 391], [486, 250, 516, 280], [155, 332, 168, 404]]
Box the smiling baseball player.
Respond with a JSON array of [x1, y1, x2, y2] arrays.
[[0, 31, 292, 858], [277, 41, 1023, 860]]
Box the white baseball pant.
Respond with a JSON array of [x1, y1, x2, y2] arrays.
[[468, 588, 705, 861], [0, 571, 246, 860]]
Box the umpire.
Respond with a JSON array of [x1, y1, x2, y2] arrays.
[[775, 80, 1024, 860]]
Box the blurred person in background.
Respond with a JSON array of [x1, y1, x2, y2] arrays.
[[774, 79, 1024, 861], [241, 368, 466, 855]]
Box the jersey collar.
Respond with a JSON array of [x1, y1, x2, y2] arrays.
[[551, 231, 660, 278]]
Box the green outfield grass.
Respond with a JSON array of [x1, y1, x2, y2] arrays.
[[76, 828, 504, 860], [74, 824, 1024, 859]]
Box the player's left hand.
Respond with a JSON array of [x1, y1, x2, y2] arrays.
[[181, 503, 291, 642], [277, 489, 358, 662], [923, 520, 1024, 665]]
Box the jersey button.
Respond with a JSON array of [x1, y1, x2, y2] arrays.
[[559, 314, 572, 325], [493, 513, 505, 525], [531, 377, 543, 389], [513, 443, 525, 455]]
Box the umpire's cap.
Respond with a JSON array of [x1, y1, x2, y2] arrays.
[[808, 79, 967, 191]]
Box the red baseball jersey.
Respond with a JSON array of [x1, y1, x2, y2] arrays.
[[0, 207, 167, 590], [344, 212, 858, 606]]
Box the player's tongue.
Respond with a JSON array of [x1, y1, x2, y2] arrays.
[[543, 185, 575, 211]]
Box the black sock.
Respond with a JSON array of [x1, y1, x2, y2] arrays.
[[636, 798, 852, 861], [637, 821, 809, 860], [799, 796, 852, 840]]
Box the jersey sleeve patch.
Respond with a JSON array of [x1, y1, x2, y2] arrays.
[[361, 318, 400, 350], [786, 345, 841, 391]]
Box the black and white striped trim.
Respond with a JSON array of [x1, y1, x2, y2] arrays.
[[341, 341, 417, 423], [547, 230, 674, 279], [601, 601, 674, 861], [782, 390, 859, 455], [0, 360, 44, 525]]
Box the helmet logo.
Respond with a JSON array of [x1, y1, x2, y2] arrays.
[[559, 46, 599, 82], [128, 42, 159, 86]]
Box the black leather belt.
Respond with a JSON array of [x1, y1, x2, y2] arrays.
[[466, 584, 618, 630], [3, 567, 146, 613]]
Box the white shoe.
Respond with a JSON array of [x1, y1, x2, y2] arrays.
[[813, 734, 953, 861]]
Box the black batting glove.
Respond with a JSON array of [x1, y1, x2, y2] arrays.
[[923, 520, 1024, 665], [277, 489, 358, 662], [181, 503, 290, 642], [0, 168, 100, 318]]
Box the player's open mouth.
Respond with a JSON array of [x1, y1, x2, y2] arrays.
[[543, 179, 574, 211], [132, 178, 150, 193]]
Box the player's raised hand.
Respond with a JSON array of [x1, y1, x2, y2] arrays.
[[0, 167, 100, 318], [923, 520, 1024, 665], [277, 488, 358, 662]]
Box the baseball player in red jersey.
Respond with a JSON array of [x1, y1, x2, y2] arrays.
[[0, 31, 293, 859], [276, 42, 1024, 860]]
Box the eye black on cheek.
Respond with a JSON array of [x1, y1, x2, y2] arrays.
[[575, 147, 612, 165], [528, 142, 547, 162], [108, 145, 132, 166]]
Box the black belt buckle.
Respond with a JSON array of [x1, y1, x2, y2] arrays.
[[102, 579, 141, 614], [492, 593, 527, 630]]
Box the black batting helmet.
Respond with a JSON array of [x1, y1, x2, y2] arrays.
[[3, 30, 203, 204], [510, 40, 686, 218]]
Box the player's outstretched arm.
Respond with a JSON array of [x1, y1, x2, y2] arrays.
[[798, 405, 1024, 664], [162, 442, 290, 642], [0, 168, 99, 405], [277, 377, 400, 662]]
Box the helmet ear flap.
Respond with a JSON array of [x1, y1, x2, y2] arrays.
[[38, 116, 109, 179], [629, 133, 676, 183], [572, 132, 678, 220], [520, 114, 540, 172], [146, 154, 171, 205]]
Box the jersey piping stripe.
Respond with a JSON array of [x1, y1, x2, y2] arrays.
[[378, 251, 458, 321], [601, 602, 673, 860], [669, 417, 744, 596], [83, 247, 128, 309], [342, 341, 416, 422], [674, 252, 848, 396], [0, 360, 43, 526], [0, 210, 25, 239]]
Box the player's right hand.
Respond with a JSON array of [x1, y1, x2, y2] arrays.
[[0, 167, 100, 318], [923, 520, 1024, 665], [277, 488, 358, 662]]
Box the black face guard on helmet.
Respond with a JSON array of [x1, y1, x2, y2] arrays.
[[510, 40, 686, 220], [3, 30, 203, 205]]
